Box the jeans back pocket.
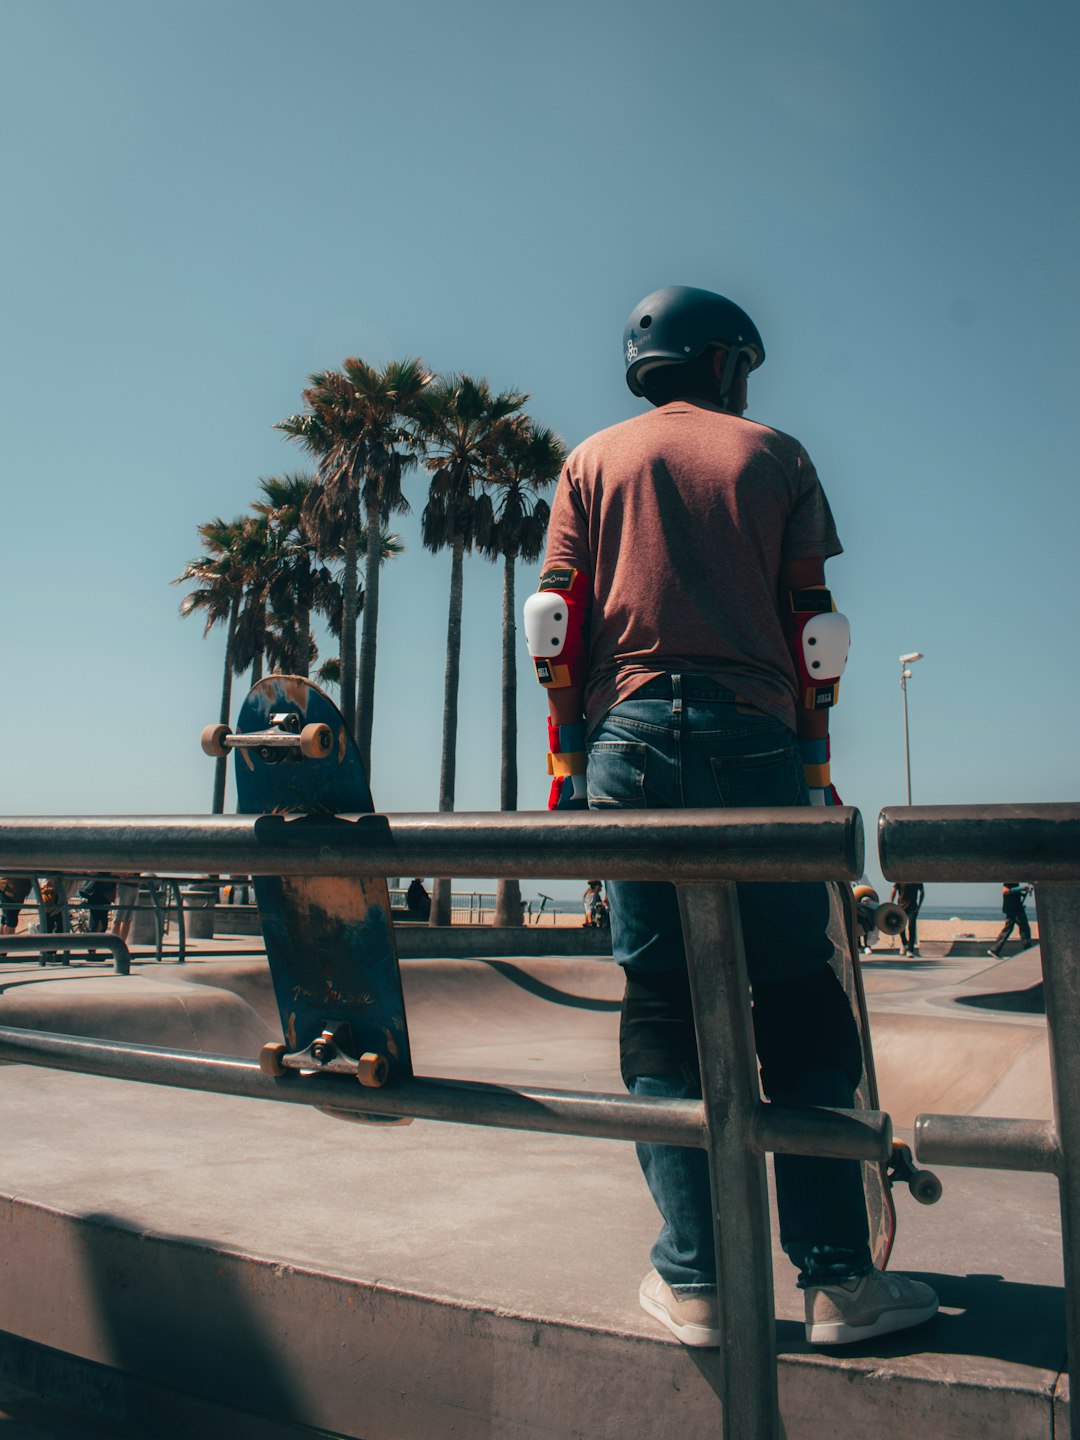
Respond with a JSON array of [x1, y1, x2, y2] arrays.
[[709, 744, 804, 809]]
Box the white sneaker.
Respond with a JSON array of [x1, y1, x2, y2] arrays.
[[805, 1269, 938, 1345], [638, 1268, 721, 1347]]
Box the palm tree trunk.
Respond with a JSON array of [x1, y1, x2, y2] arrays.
[[430, 532, 465, 927], [355, 494, 382, 774], [212, 594, 241, 815], [494, 552, 523, 927], [340, 526, 359, 740], [296, 602, 311, 678], [250, 624, 264, 685]]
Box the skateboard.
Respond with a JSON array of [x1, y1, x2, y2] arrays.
[[202, 676, 412, 1116], [827, 883, 942, 1269]]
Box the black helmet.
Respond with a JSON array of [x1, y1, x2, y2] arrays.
[[623, 286, 765, 399]]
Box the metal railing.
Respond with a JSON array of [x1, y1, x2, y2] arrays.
[[0, 932, 131, 974], [879, 801, 1080, 1440], [0, 806, 875, 1440]]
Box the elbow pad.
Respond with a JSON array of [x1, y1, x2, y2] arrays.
[[783, 586, 850, 710], [523, 567, 592, 690]]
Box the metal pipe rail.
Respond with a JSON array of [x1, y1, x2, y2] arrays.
[[0, 933, 131, 975], [0, 1026, 891, 1159], [0, 807, 864, 882], [0, 806, 868, 1440], [880, 802, 1080, 1440]]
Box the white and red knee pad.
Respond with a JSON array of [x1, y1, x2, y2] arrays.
[[783, 586, 850, 713], [523, 567, 592, 692], [524, 568, 592, 809]]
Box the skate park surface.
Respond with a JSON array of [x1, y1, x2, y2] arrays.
[[0, 934, 1065, 1439]]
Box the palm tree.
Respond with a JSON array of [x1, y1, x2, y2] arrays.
[[276, 357, 429, 770], [173, 514, 264, 813], [477, 420, 566, 926], [416, 374, 528, 926], [314, 526, 405, 693], [251, 472, 329, 678]]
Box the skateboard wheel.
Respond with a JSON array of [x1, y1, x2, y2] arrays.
[[299, 723, 333, 759], [356, 1052, 390, 1088], [259, 1042, 289, 1077], [909, 1169, 943, 1205], [201, 723, 232, 758]]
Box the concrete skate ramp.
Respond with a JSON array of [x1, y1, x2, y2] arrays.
[[0, 953, 1050, 1130], [870, 1013, 1050, 1127], [0, 971, 271, 1056]]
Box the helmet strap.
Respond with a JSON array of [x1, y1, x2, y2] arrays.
[[717, 346, 741, 411]]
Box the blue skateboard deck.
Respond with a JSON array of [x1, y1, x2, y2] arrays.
[[220, 675, 412, 1092]]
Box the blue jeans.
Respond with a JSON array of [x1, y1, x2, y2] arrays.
[[588, 674, 872, 1291]]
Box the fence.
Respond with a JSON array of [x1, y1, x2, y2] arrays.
[[0, 806, 876, 1440], [879, 801, 1080, 1440], [2, 805, 1079, 1436]]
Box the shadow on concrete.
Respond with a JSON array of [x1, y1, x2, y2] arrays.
[[74, 1211, 311, 1435], [957, 984, 1045, 1015], [484, 960, 622, 1012], [860, 959, 943, 974]]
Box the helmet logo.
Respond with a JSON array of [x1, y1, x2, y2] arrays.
[[626, 339, 638, 362]]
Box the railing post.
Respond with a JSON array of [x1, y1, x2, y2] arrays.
[[171, 880, 186, 963], [1030, 881, 1080, 1440], [678, 882, 779, 1440]]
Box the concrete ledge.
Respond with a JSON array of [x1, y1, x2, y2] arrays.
[[395, 923, 612, 958], [211, 905, 613, 956], [0, 1194, 1064, 1440]]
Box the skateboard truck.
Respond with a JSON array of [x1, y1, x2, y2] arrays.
[[201, 715, 333, 765], [259, 1024, 389, 1086], [259, 1029, 410, 1127], [888, 1139, 943, 1205]]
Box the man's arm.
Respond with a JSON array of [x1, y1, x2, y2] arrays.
[[780, 555, 850, 804], [523, 565, 592, 809]]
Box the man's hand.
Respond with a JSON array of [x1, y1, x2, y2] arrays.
[[547, 718, 588, 810], [797, 736, 842, 807]]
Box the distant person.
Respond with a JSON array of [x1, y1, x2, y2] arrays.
[[852, 885, 881, 956], [890, 881, 924, 957], [112, 875, 140, 944], [37, 878, 65, 964], [406, 878, 431, 921], [38, 879, 64, 934], [78, 876, 117, 933], [583, 880, 608, 929], [988, 883, 1032, 958], [0, 875, 33, 935]]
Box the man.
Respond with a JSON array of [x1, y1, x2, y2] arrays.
[[988, 882, 1032, 957], [0, 875, 33, 936], [525, 286, 937, 1347], [890, 881, 925, 957]]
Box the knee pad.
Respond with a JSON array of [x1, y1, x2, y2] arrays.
[[524, 567, 591, 690], [782, 587, 850, 711], [752, 966, 862, 1096]]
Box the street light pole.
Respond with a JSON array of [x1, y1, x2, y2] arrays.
[[899, 652, 924, 805]]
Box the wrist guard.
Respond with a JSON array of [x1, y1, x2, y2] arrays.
[[797, 736, 842, 807], [547, 719, 587, 810], [783, 586, 850, 711], [524, 568, 591, 690]]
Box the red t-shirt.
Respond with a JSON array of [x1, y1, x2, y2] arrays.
[[542, 401, 842, 736]]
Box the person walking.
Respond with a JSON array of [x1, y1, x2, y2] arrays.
[[890, 881, 924, 957], [988, 882, 1033, 957], [525, 285, 937, 1348]]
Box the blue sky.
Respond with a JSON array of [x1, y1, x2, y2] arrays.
[[1, 0, 1076, 907]]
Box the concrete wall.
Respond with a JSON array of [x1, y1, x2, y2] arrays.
[[210, 904, 612, 957]]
